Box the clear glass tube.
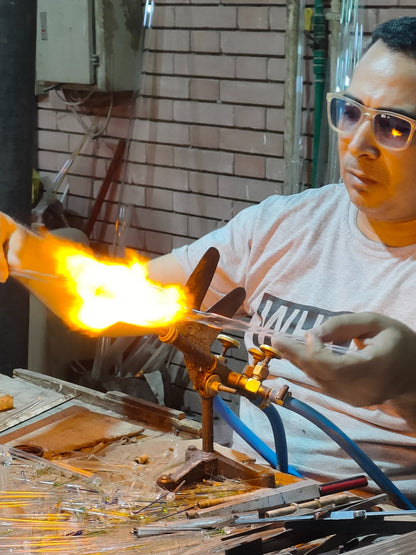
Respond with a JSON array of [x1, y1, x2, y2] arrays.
[[188, 309, 370, 358]]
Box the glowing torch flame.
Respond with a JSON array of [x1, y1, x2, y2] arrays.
[[59, 249, 187, 332], [12, 230, 189, 336]]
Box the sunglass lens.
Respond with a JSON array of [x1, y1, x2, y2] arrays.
[[330, 98, 362, 132], [374, 113, 411, 148]]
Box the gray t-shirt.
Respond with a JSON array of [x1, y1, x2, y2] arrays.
[[173, 183, 416, 499]]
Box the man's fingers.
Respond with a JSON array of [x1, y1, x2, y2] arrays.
[[0, 255, 8, 282], [312, 312, 384, 343], [272, 334, 306, 360], [0, 215, 16, 282], [273, 333, 340, 375], [0, 214, 19, 279], [306, 331, 324, 352], [274, 331, 374, 384]]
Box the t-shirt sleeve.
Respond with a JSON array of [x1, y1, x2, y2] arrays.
[[172, 202, 261, 311]]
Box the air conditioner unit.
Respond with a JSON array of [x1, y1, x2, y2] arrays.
[[36, 0, 142, 92]]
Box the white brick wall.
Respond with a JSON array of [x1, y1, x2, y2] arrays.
[[37, 0, 298, 257]]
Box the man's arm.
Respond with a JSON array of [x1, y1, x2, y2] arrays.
[[147, 252, 188, 286], [273, 312, 416, 426]]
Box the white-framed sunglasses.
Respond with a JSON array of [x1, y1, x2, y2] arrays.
[[326, 92, 416, 151]]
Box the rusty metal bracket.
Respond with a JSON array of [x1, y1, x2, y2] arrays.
[[157, 248, 277, 489], [157, 445, 276, 491]]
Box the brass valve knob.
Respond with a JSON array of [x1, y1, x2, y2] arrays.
[[248, 346, 264, 363], [244, 346, 264, 377], [216, 333, 240, 360], [260, 344, 282, 361], [251, 344, 282, 381]]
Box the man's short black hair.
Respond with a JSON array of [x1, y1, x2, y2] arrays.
[[368, 17, 416, 58]]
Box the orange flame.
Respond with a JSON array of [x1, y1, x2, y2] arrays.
[[57, 247, 188, 332], [14, 231, 189, 335]]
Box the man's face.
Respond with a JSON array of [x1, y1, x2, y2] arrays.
[[339, 40, 416, 223]]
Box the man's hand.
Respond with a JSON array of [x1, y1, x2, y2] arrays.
[[0, 212, 19, 282], [273, 312, 416, 416]]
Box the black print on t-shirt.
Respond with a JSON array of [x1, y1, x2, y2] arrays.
[[252, 292, 352, 348]]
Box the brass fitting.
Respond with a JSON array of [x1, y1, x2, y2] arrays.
[[204, 374, 237, 396], [244, 377, 263, 396], [216, 334, 240, 362], [252, 344, 282, 381], [272, 385, 290, 406], [158, 325, 178, 344], [244, 347, 264, 378], [226, 371, 272, 402]]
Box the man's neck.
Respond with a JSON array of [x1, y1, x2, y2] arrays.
[[357, 212, 416, 247]]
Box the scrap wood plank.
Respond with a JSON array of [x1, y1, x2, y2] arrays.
[[0, 404, 144, 458], [13, 369, 202, 437]]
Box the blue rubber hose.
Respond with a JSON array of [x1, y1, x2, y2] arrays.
[[259, 403, 289, 474], [282, 395, 415, 510], [213, 395, 300, 476]]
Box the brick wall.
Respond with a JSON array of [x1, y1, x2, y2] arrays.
[[37, 0, 293, 258]]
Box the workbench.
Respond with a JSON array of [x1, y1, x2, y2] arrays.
[[0, 369, 279, 553], [0, 369, 415, 554]]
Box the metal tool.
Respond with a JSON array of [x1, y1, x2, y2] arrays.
[[156, 247, 276, 490], [132, 515, 235, 537], [190, 476, 368, 520], [187, 479, 322, 518]]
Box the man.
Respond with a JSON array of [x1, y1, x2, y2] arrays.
[[147, 17, 416, 500], [1, 16, 415, 498]]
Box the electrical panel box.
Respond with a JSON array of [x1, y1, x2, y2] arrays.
[[36, 0, 142, 92]]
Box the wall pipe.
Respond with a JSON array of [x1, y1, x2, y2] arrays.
[[0, 2, 36, 375], [325, 0, 342, 185], [283, 0, 305, 195], [311, 0, 328, 187], [326, 0, 365, 184]]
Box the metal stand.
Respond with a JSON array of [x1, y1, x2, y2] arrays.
[[157, 396, 276, 490], [156, 248, 277, 490]]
